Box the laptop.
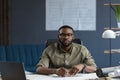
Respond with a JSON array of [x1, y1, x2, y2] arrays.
[[0, 61, 27, 80]]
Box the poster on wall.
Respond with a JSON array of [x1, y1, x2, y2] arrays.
[[46, 0, 96, 31]]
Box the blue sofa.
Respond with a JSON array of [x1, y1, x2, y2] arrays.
[[0, 44, 45, 72], [0, 45, 6, 61]]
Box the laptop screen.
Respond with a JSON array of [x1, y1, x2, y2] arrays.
[[0, 61, 26, 80]]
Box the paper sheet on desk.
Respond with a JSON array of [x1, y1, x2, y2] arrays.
[[26, 73, 98, 80]]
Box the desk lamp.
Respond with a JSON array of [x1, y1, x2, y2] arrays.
[[98, 30, 120, 78], [102, 29, 120, 66], [102, 29, 120, 39]]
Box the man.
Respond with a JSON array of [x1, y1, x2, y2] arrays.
[[36, 25, 97, 77]]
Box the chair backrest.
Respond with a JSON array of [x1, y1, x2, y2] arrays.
[[45, 38, 82, 47]]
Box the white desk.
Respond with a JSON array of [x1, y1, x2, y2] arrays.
[[26, 73, 98, 80], [26, 72, 120, 80], [0, 71, 119, 80]]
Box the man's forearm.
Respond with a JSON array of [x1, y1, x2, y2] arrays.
[[84, 66, 97, 72], [73, 64, 97, 73], [36, 67, 56, 75]]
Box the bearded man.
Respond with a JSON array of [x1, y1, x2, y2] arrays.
[[36, 25, 97, 77]]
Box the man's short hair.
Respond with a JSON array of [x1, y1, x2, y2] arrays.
[[58, 25, 74, 32]]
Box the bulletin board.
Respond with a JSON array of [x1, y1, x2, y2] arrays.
[[46, 0, 96, 31]]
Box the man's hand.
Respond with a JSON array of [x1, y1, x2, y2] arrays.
[[69, 64, 85, 76], [55, 64, 85, 77], [55, 67, 69, 77], [69, 67, 79, 76]]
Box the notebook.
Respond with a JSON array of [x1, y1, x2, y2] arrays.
[[0, 61, 27, 80]]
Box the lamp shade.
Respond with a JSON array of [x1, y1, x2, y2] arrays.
[[102, 30, 116, 39]]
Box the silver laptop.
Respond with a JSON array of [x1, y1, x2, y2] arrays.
[[0, 61, 27, 80]]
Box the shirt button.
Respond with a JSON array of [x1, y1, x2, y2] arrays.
[[65, 60, 68, 65]]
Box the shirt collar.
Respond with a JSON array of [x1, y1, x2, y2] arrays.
[[58, 43, 73, 53]]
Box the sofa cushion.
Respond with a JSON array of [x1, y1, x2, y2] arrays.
[[5, 44, 45, 72], [0, 45, 6, 61]]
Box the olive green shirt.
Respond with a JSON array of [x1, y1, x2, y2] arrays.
[[37, 42, 97, 69]]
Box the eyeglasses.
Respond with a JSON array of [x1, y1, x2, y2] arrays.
[[59, 33, 73, 37]]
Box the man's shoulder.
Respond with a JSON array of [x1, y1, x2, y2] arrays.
[[72, 42, 82, 47], [72, 43, 87, 49], [45, 42, 58, 50]]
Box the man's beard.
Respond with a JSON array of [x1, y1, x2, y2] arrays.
[[59, 39, 73, 47]]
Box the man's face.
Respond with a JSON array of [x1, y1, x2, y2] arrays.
[[58, 28, 74, 47]]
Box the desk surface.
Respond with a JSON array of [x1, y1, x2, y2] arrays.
[[0, 71, 119, 80], [26, 72, 120, 80], [26, 73, 98, 80]]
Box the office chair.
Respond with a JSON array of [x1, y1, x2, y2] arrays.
[[45, 38, 82, 47]]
